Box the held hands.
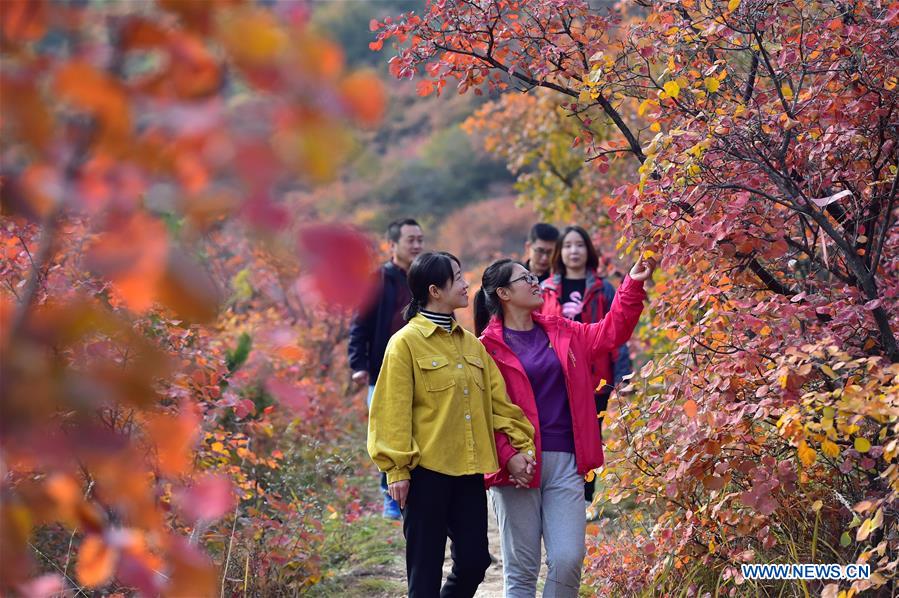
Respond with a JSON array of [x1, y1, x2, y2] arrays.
[[388, 480, 410, 510], [629, 255, 658, 282], [507, 452, 537, 488], [351, 370, 370, 387]]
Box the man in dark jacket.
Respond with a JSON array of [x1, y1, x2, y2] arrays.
[[348, 217, 423, 518], [524, 223, 559, 283]]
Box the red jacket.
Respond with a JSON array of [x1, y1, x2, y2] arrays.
[[539, 271, 625, 391], [480, 275, 646, 488]]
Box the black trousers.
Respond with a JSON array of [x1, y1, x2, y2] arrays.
[[403, 467, 491, 598], [585, 389, 612, 502]]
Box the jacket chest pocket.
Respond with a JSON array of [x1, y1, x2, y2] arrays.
[[464, 354, 486, 390], [417, 356, 456, 392]]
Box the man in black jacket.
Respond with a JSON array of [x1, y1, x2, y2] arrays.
[[348, 218, 423, 518], [524, 222, 559, 283]]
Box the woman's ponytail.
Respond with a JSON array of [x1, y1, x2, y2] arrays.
[[403, 297, 421, 322], [472, 259, 522, 336], [473, 288, 491, 336]]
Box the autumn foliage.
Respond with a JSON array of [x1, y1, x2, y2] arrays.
[[2, 1, 383, 595], [377, 0, 899, 595]]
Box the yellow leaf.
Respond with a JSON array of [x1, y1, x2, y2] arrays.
[[638, 98, 658, 116], [704, 77, 720, 93], [781, 83, 794, 99], [822, 439, 841, 458], [217, 8, 288, 65], [821, 365, 839, 379], [650, 121, 661, 132], [585, 470, 596, 482], [854, 437, 871, 453], [728, 0, 741, 10], [663, 81, 681, 99], [856, 517, 874, 542], [798, 440, 817, 467]]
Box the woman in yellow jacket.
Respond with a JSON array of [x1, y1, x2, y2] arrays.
[[368, 251, 536, 598]]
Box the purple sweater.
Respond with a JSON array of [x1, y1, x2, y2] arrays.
[[502, 325, 574, 453]]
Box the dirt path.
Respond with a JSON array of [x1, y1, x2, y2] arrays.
[[442, 493, 550, 597], [313, 493, 553, 597]]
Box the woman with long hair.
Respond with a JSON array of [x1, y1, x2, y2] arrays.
[[473, 255, 655, 597], [539, 225, 634, 504], [368, 251, 536, 598]]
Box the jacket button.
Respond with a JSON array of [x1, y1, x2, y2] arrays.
[[463, 388, 469, 395], [457, 363, 463, 369], [432, 361, 438, 366], [465, 414, 471, 420]]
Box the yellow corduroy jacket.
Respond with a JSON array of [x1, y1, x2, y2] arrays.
[[367, 314, 536, 484]]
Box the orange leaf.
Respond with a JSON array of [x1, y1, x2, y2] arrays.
[[683, 399, 698, 418], [0, 0, 47, 44], [168, 33, 222, 99], [145, 407, 200, 477], [274, 345, 306, 361], [0, 74, 52, 153], [341, 70, 387, 127], [166, 536, 217, 597], [44, 473, 81, 527], [156, 250, 222, 324], [76, 535, 117, 588], [120, 18, 170, 49], [417, 80, 436, 97], [85, 213, 168, 312], [54, 61, 130, 150]]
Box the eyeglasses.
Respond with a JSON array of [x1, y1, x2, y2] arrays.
[[507, 273, 540, 286], [532, 248, 553, 257]]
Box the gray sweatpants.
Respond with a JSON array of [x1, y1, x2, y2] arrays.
[[490, 451, 586, 598]]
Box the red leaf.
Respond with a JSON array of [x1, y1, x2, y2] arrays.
[[296, 224, 377, 310], [16, 574, 65, 598], [266, 378, 311, 414], [234, 399, 256, 419], [175, 475, 235, 524]]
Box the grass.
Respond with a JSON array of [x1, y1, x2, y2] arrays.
[[305, 514, 406, 597]]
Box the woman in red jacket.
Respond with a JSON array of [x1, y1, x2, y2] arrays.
[[473, 256, 654, 597], [539, 224, 634, 504]]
